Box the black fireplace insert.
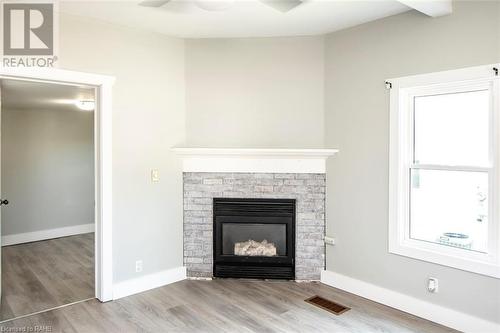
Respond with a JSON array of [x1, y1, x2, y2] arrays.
[[213, 198, 295, 280]]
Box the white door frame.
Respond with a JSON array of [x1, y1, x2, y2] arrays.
[[0, 65, 115, 302]]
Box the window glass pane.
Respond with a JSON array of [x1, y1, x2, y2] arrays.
[[414, 90, 489, 166], [410, 169, 488, 253]]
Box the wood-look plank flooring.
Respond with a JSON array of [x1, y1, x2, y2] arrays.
[[1, 233, 94, 321], [0, 278, 457, 332]]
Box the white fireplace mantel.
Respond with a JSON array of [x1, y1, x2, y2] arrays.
[[171, 147, 339, 173]]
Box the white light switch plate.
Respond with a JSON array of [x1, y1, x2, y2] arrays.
[[151, 169, 160, 183]]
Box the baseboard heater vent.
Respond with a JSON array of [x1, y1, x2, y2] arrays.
[[305, 296, 350, 315]]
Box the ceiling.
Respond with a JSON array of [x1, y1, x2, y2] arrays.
[[59, 0, 412, 38], [1, 79, 95, 112]]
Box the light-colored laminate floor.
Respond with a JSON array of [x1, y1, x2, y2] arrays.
[[0, 233, 94, 321], [0, 278, 457, 332]]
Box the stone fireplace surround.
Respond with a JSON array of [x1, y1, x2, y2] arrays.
[[184, 172, 325, 280], [173, 148, 338, 281]]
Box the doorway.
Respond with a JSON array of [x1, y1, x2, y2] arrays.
[[0, 66, 114, 321], [0, 79, 96, 321]]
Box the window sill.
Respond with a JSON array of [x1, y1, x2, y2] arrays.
[[389, 239, 500, 278]]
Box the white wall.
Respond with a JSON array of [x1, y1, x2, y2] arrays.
[[58, 14, 186, 283], [324, 1, 500, 324], [185, 36, 325, 148], [1, 107, 94, 236]]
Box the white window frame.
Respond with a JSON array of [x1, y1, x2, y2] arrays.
[[388, 64, 500, 278]]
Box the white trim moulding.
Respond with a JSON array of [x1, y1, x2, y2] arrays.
[[113, 266, 187, 300], [171, 148, 339, 174], [1, 223, 95, 246]]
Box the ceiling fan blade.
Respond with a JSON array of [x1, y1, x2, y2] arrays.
[[260, 0, 303, 12], [139, 0, 171, 7]]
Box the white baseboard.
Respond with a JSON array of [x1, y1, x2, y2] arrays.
[[113, 266, 187, 300], [321, 270, 499, 333], [2, 223, 95, 246]]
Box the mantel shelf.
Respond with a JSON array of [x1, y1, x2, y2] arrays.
[[171, 147, 339, 158], [171, 147, 339, 174]]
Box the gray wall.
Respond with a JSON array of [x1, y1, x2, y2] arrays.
[[324, 1, 500, 323], [1, 108, 94, 236], [34, 2, 499, 315], [58, 13, 186, 283], [185, 36, 325, 148]]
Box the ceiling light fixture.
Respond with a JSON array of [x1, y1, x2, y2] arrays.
[[75, 100, 95, 111], [194, 0, 234, 11]]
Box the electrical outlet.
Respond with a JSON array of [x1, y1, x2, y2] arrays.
[[135, 260, 143, 273], [151, 169, 160, 183], [324, 236, 335, 246], [427, 277, 438, 293]]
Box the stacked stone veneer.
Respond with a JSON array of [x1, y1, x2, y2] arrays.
[[183, 172, 326, 280]]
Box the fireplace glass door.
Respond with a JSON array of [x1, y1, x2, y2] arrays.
[[222, 222, 287, 257]]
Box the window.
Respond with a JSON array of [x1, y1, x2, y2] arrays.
[[388, 64, 500, 278]]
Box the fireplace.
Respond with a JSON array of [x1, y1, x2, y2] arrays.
[[213, 198, 296, 280]]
